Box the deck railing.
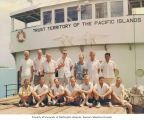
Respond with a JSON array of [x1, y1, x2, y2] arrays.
[[4, 71, 20, 98]]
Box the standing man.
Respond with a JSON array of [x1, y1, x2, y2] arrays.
[[33, 77, 49, 108], [93, 76, 112, 108], [111, 77, 132, 114], [42, 53, 57, 88], [101, 53, 117, 85], [33, 49, 45, 85], [74, 53, 86, 84], [20, 51, 33, 85], [86, 51, 100, 85], [57, 49, 73, 86]]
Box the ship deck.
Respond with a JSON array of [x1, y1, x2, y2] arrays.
[[0, 96, 126, 114]]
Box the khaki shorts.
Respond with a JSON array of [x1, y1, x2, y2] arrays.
[[44, 74, 55, 86]]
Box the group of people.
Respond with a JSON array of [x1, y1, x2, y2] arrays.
[[18, 49, 132, 113]]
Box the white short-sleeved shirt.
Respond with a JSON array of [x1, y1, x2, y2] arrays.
[[42, 59, 57, 73], [86, 60, 100, 83], [80, 82, 93, 91], [101, 60, 117, 78], [111, 84, 124, 98], [94, 83, 110, 95], [33, 57, 46, 75], [57, 57, 73, 78], [19, 85, 33, 96], [65, 83, 80, 95], [34, 84, 49, 95], [20, 58, 33, 77], [51, 85, 64, 96]]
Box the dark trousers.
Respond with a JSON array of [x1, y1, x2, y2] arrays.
[[19, 95, 33, 106]]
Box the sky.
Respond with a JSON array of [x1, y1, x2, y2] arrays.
[[0, 0, 52, 68]]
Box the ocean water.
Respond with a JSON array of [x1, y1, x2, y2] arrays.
[[0, 68, 17, 98]]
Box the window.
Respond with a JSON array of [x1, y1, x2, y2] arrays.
[[111, 1, 123, 17], [55, 9, 64, 23], [95, 3, 107, 18], [67, 6, 78, 22], [43, 11, 52, 25], [81, 4, 92, 20], [128, 0, 144, 15]]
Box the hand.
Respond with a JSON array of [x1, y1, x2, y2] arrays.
[[100, 95, 105, 100]]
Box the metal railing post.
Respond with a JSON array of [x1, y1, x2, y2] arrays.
[[5, 85, 7, 98]]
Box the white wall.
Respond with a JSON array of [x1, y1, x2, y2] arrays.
[[15, 43, 144, 88]]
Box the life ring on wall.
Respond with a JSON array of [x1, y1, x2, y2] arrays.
[[16, 30, 26, 43]]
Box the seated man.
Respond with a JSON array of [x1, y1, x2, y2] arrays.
[[50, 78, 66, 106], [33, 77, 49, 108], [93, 76, 112, 108], [111, 77, 132, 114], [18, 79, 33, 107], [65, 76, 83, 106], [80, 74, 93, 107]]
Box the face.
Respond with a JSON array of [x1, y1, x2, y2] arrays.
[[62, 52, 67, 58], [39, 78, 45, 85], [46, 54, 51, 61], [99, 78, 104, 85], [24, 79, 29, 86], [54, 79, 60, 86], [105, 54, 110, 61], [37, 50, 43, 58], [79, 56, 84, 62], [89, 51, 95, 61], [24, 51, 29, 60], [116, 79, 121, 86], [84, 75, 89, 84], [70, 77, 76, 86]]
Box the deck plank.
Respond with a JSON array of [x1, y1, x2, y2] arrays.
[[0, 96, 126, 114]]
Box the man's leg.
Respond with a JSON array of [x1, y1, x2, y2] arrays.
[[35, 95, 48, 107]]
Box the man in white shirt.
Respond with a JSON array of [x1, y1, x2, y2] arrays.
[[20, 51, 33, 85], [86, 51, 100, 85], [101, 53, 117, 85], [33, 77, 49, 108], [33, 49, 45, 85], [19, 79, 33, 107], [65, 76, 83, 106], [42, 53, 57, 88], [50, 78, 66, 106], [57, 49, 73, 86], [93, 76, 112, 108], [111, 77, 132, 114], [80, 74, 93, 107]]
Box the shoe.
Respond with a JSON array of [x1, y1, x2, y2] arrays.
[[24, 103, 29, 107], [40, 102, 45, 107], [86, 102, 93, 107], [18, 104, 24, 107], [34, 104, 39, 108], [52, 100, 57, 105], [96, 102, 101, 108], [108, 102, 113, 107], [79, 103, 84, 107]]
